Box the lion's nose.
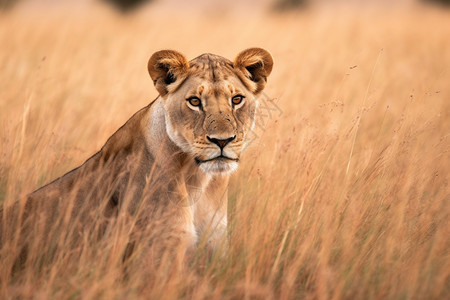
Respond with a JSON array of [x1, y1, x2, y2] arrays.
[[207, 135, 236, 150]]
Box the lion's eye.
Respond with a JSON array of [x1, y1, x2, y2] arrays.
[[187, 97, 201, 107], [232, 95, 245, 106]]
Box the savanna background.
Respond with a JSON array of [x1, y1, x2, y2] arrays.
[[0, 0, 449, 299]]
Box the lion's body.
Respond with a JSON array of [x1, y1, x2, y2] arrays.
[[0, 48, 272, 269]]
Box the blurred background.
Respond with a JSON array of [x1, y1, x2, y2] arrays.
[[0, 0, 449, 12], [0, 0, 449, 299], [1, 0, 450, 11]]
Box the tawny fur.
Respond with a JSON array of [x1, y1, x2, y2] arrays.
[[0, 48, 273, 270]]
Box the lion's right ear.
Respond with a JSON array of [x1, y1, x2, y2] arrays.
[[148, 50, 189, 97]]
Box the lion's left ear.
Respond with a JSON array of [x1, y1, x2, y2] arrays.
[[234, 48, 273, 94], [148, 50, 189, 97]]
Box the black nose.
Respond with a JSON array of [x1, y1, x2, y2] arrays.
[[207, 135, 236, 150]]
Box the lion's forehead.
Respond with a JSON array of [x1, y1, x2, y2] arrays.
[[184, 54, 246, 101], [191, 80, 238, 98], [188, 53, 236, 82]]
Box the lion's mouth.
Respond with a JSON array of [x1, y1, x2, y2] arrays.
[[195, 155, 239, 165]]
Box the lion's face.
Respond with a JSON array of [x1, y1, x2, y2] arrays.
[[148, 49, 273, 174], [163, 70, 256, 174]]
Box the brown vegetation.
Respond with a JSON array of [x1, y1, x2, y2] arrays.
[[0, 3, 449, 299]]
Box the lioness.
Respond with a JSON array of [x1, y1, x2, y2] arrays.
[[1, 48, 273, 268]]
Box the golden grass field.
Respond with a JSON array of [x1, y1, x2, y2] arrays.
[[0, 1, 449, 299]]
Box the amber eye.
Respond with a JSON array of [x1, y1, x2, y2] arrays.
[[232, 95, 245, 106], [187, 97, 201, 107]]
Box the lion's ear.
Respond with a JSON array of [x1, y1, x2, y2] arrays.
[[148, 50, 189, 97], [234, 48, 273, 94]]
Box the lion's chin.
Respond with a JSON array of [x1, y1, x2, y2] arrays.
[[198, 159, 239, 175]]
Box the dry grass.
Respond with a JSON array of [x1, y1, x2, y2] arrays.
[[0, 2, 449, 299]]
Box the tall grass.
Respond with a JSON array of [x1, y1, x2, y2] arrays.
[[0, 3, 449, 299]]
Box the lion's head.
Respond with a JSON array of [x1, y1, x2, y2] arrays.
[[148, 48, 273, 174]]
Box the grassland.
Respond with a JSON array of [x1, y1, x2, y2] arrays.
[[0, 2, 449, 299]]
